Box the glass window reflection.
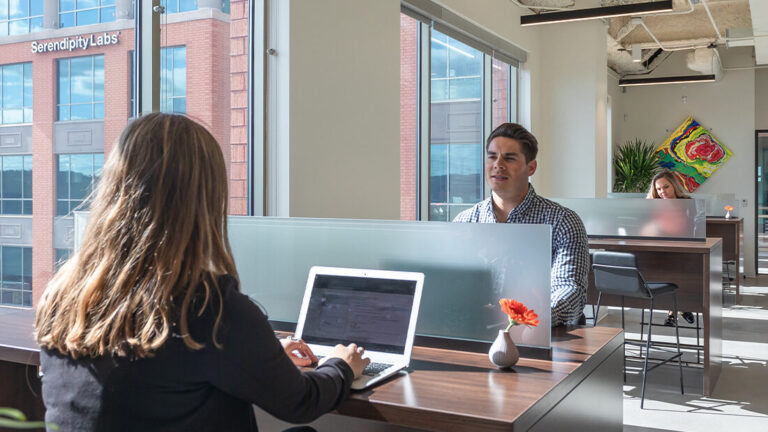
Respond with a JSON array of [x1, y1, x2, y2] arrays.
[[1, 62, 32, 125], [56, 153, 103, 215], [57, 55, 104, 120]]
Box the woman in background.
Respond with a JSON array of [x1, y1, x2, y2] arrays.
[[646, 170, 696, 326], [35, 113, 367, 432]]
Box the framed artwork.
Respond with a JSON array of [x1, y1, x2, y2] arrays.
[[655, 116, 732, 192]]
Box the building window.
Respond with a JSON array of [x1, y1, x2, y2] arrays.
[[56, 153, 104, 216], [57, 55, 105, 121], [0, 246, 32, 307], [162, 0, 197, 14], [0, 155, 32, 215], [0, 1, 43, 36], [161, 46, 186, 114], [55, 248, 72, 271], [0, 63, 33, 125], [0, 63, 32, 124], [59, 0, 116, 28]]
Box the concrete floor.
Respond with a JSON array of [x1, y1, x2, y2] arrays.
[[595, 276, 768, 431]]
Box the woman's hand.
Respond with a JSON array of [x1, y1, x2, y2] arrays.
[[323, 343, 371, 379], [281, 336, 318, 367]]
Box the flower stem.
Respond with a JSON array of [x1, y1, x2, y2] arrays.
[[505, 319, 517, 332]]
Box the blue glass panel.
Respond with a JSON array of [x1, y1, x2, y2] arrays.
[[23, 107, 31, 123], [2, 109, 21, 124], [57, 60, 69, 104], [69, 153, 93, 199], [31, 1, 43, 15], [3, 200, 21, 214], [429, 204, 448, 222], [2, 246, 22, 285], [76, 9, 97, 25], [59, 12, 75, 27], [3, 156, 23, 199], [221, 0, 229, 13], [448, 38, 481, 78], [70, 104, 91, 120], [431, 80, 447, 102], [56, 200, 69, 216], [69, 57, 92, 104], [9, 0, 27, 19], [448, 144, 483, 204], [58, 105, 69, 121], [22, 291, 31, 306], [162, 0, 178, 14], [8, 19, 26, 35], [172, 98, 185, 114], [29, 16, 41, 31], [23, 63, 31, 107], [94, 55, 104, 101], [430, 33, 448, 80], [180, 0, 196, 12], [56, 156, 69, 199], [22, 156, 30, 198], [93, 102, 103, 119], [0, 22, 8, 36], [23, 247, 31, 279], [22, 200, 31, 215], [0, 0, 7, 20], [60, 0, 76, 12], [101, 0, 116, 5], [100, 6, 114, 22], [2, 64, 22, 109], [430, 143, 447, 204], [76, 0, 98, 8], [173, 47, 185, 96], [449, 77, 481, 100], [94, 153, 103, 176]]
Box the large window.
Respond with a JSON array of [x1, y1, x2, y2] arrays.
[[57, 55, 105, 121], [0, 246, 32, 307], [0, 1, 43, 36], [0, 155, 31, 215], [59, 0, 116, 28], [160, 46, 186, 114], [0, 62, 32, 124], [162, 0, 197, 14], [56, 153, 104, 216], [400, 10, 520, 221]]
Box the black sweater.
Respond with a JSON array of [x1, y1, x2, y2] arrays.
[[40, 275, 353, 432]]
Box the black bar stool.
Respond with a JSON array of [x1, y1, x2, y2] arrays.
[[592, 251, 685, 408]]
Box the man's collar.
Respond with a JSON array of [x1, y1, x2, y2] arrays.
[[488, 184, 537, 222]]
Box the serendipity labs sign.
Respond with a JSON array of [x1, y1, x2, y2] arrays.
[[31, 31, 120, 54]]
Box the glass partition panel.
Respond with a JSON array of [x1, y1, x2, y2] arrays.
[[551, 198, 706, 240], [74, 214, 553, 347], [228, 217, 552, 348], [692, 193, 738, 218]]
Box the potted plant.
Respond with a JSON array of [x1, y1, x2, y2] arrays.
[[0, 407, 56, 430], [613, 139, 660, 193]]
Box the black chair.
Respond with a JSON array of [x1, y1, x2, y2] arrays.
[[592, 251, 684, 409]]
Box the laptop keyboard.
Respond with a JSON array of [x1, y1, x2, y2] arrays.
[[316, 356, 392, 376]]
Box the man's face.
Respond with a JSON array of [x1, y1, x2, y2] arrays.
[[485, 137, 537, 199]]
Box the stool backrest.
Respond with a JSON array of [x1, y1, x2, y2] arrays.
[[592, 251, 651, 298]]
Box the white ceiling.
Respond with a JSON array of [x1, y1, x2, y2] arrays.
[[516, 0, 762, 76]]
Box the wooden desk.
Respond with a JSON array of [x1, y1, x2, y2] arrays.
[[706, 217, 743, 298], [0, 307, 624, 432], [588, 237, 722, 397]]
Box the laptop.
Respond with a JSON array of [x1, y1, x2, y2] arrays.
[[294, 266, 424, 390]]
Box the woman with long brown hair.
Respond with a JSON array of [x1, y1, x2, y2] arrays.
[[35, 113, 367, 431], [646, 170, 695, 326]]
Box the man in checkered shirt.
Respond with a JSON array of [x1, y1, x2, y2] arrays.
[[453, 123, 589, 327]]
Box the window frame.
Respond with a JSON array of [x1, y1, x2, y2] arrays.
[[58, 0, 117, 28], [55, 152, 104, 216], [0, 0, 43, 36], [0, 245, 32, 307], [56, 54, 105, 121], [0, 155, 32, 215], [0, 62, 33, 125]]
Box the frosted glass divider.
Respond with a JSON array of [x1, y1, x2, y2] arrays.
[[550, 198, 706, 240], [228, 217, 552, 349]]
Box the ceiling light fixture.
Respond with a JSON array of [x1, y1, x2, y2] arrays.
[[520, 0, 674, 26], [618, 74, 716, 87]]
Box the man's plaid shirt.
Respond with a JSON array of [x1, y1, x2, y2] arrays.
[[453, 185, 589, 326]]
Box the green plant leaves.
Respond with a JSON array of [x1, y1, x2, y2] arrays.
[[613, 139, 660, 193], [0, 407, 58, 431]]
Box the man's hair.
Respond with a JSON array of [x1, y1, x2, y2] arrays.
[[486, 123, 538, 163]]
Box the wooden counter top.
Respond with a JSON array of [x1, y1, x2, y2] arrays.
[[589, 237, 721, 254]]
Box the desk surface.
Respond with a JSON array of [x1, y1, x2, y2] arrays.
[[706, 217, 743, 225], [589, 237, 721, 254], [0, 307, 623, 432]]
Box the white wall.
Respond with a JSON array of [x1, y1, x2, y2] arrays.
[[757, 68, 768, 130], [281, 0, 401, 219], [615, 48, 757, 275]]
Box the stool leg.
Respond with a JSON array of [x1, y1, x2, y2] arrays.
[[594, 292, 602, 327], [641, 298, 654, 409], [696, 312, 701, 364], [673, 293, 684, 395], [639, 305, 644, 357]]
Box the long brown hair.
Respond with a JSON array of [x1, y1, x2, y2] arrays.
[[646, 170, 690, 199], [35, 113, 238, 358]]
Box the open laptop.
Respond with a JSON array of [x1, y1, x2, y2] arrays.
[[294, 266, 424, 390]]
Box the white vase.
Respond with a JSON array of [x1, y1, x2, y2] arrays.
[[488, 329, 520, 368], [725, 210, 731, 219]]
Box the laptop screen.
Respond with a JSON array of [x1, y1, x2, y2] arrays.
[[300, 274, 417, 354]]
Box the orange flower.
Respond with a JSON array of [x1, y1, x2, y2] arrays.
[[499, 298, 539, 330], [724, 205, 734, 211]]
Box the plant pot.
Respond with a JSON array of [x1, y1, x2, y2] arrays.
[[488, 329, 520, 369]]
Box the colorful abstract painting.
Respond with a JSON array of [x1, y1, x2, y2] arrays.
[[655, 117, 732, 192]]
